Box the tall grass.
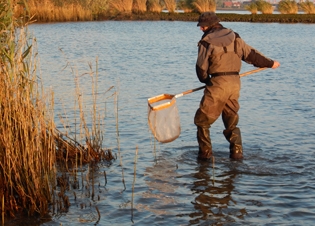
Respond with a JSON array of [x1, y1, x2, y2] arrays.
[[178, 0, 193, 12], [256, 0, 274, 14], [245, 0, 273, 14], [300, 1, 315, 14], [133, 0, 147, 13], [108, 0, 133, 13], [13, 0, 92, 22], [86, 0, 109, 18], [278, 0, 298, 14], [147, 0, 162, 12], [163, 0, 177, 13], [13, 0, 108, 22], [192, 0, 216, 13], [1, 0, 115, 221], [0, 0, 56, 218], [245, 2, 258, 14]]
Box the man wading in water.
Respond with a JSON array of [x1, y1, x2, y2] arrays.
[[194, 11, 280, 161]]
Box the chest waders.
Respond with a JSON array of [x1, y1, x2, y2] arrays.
[[195, 37, 243, 160]]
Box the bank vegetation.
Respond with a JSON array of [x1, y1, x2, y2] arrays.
[[1, 0, 115, 223], [11, 0, 315, 23]]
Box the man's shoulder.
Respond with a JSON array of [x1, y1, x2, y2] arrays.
[[198, 40, 210, 49]]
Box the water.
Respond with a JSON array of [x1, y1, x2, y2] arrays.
[[18, 21, 315, 225]]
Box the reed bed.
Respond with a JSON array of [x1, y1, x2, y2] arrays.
[[109, 0, 133, 13], [29, 0, 93, 22], [13, 0, 94, 22], [1, 0, 56, 218], [11, 0, 315, 22], [1, 0, 115, 222]]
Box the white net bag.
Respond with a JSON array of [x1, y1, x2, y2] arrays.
[[148, 94, 181, 143]]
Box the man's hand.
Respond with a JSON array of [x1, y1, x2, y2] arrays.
[[272, 61, 280, 69]]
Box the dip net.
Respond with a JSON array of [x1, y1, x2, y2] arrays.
[[148, 94, 180, 143], [147, 68, 267, 144]]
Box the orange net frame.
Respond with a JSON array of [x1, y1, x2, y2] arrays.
[[147, 94, 181, 143]]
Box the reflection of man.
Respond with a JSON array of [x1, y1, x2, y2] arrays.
[[190, 162, 244, 223], [137, 158, 179, 215], [194, 12, 280, 161]]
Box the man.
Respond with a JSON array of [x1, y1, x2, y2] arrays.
[[194, 11, 280, 161]]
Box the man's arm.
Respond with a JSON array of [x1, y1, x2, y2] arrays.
[[196, 40, 211, 85], [238, 38, 276, 68]]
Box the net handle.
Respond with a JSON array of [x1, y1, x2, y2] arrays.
[[174, 67, 267, 98]]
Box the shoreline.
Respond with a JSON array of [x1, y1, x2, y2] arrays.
[[98, 12, 315, 23]]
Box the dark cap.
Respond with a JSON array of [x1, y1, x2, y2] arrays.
[[197, 11, 220, 27]]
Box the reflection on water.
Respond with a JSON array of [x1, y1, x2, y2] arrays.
[[138, 158, 180, 216], [190, 161, 239, 224], [7, 21, 313, 225]]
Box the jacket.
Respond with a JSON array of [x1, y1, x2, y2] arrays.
[[196, 25, 274, 84]]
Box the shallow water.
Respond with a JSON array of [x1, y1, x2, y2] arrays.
[[11, 21, 315, 225]]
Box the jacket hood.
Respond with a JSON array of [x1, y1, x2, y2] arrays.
[[202, 28, 235, 47]]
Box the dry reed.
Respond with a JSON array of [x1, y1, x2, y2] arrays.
[[178, 0, 193, 12], [163, 0, 177, 13], [131, 146, 138, 223], [114, 88, 126, 191], [300, 1, 315, 14], [245, 2, 258, 14], [147, 0, 162, 13], [86, 0, 109, 19], [278, 0, 298, 14], [14, 0, 94, 22], [108, 0, 133, 13], [192, 0, 216, 13], [1, 0, 56, 218], [259, 1, 274, 14], [1, 1, 115, 221], [245, 0, 273, 14], [133, 0, 147, 13], [55, 57, 115, 166]]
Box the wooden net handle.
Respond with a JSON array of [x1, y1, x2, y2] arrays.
[[175, 67, 267, 98]]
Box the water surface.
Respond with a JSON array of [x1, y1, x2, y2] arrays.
[[20, 21, 315, 225]]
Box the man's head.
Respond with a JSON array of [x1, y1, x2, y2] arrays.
[[197, 11, 220, 28]]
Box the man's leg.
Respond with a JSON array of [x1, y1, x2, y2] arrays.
[[194, 108, 216, 160], [222, 111, 243, 159], [194, 79, 226, 160]]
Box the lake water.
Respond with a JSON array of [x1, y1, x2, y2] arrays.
[[11, 20, 315, 225]]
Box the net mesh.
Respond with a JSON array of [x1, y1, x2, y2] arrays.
[[148, 94, 181, 143]]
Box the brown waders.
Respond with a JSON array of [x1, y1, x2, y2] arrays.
[[194, 75, 243, 160]]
